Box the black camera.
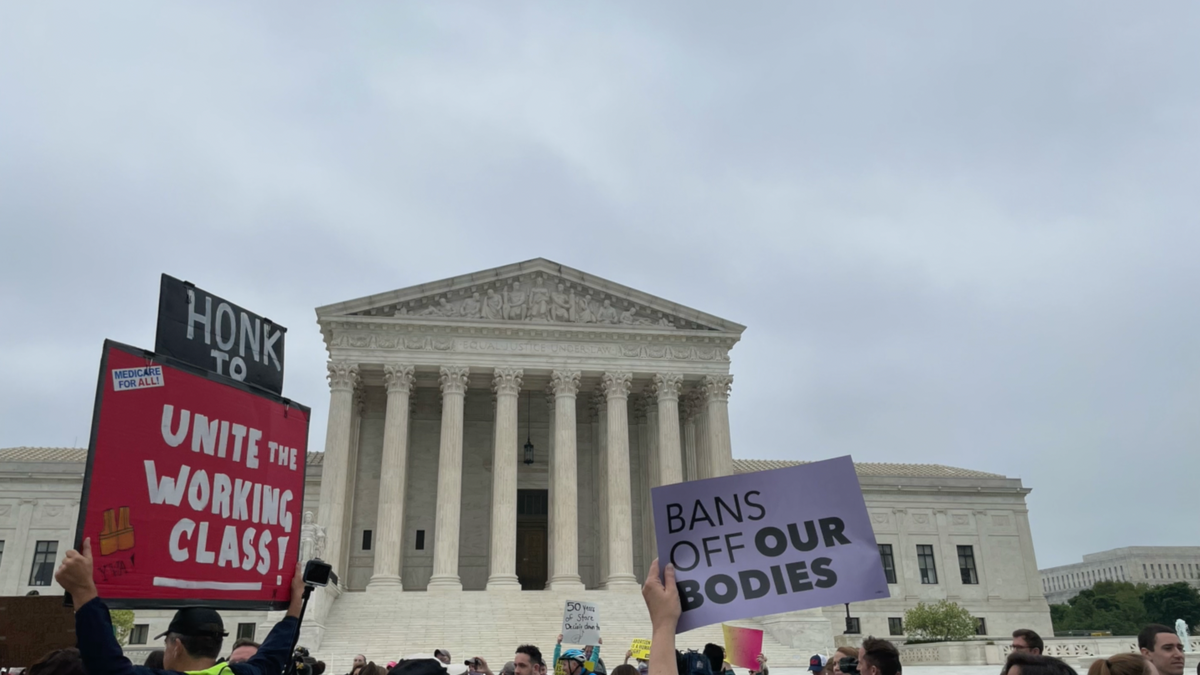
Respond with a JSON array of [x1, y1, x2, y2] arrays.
[[295, 647, 317, 674], [839, 658, 859, 675], [303, 559, 336, 588]]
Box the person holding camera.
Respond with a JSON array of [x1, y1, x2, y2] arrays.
[[830, 648, 859, 675], [54, 536, 304, 675]]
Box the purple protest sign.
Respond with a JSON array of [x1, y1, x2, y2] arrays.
[[651, 456, 889, 632]]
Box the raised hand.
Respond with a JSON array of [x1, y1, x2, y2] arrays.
[[641, 558, 680, 630], [54, 537, 98, 610]]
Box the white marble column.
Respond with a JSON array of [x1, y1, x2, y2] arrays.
[[635, 397, 652, 577], [703, 375, 735, 477], [340, 386, 365, 584], [316, 361, 358, 579], [681, 393, 699, 482], [642, 385, 662, 561], [545, 385, 558, 582], [487, 368, 524, 590], [369, 365, 415, 589], [694, 390, 712, 480], [591, 389, 609, 587], [549, 370, 585, 590], [429, 366, 469, 592], [602, 371, 638, 589], [654, 373, 684, 485]]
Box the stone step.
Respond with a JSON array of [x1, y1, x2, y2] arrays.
[[310, 589, 817, 671]]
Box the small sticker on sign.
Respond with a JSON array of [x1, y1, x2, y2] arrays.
[[111, 366, 165, 391]]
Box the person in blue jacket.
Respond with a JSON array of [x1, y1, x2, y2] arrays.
[[54, 537, 303, 675]]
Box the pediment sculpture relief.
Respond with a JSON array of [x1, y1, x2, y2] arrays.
[[354, 274, 712, 330]]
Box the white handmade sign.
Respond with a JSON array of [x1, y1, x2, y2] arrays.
[[561, 599, 601, 645]]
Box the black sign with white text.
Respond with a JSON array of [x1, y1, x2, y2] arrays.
[[155, 274, 286, 394]]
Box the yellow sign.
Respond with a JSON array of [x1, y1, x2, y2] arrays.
[[630, 639, 652, 661]]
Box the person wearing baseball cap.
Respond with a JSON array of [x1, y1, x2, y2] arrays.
[[54, 536, 304, 675], [809, 655, 829, 673]]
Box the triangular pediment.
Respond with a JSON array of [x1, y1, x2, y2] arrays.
[[316, 258, 744, 334]]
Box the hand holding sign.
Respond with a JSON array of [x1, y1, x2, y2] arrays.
[[562, 600, 601, 645], [651, 456, 890, 632], [55, 537, 98, 609], [641, 558, 681, 629]]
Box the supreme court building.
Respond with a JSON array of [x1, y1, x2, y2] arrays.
[[314, 258, 740, 594], [0, 259, 1054, 661]]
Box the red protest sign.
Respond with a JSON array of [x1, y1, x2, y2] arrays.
[[77, 340, 309, 609]]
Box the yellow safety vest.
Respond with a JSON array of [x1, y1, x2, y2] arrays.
[[187, 663, 235, 675]]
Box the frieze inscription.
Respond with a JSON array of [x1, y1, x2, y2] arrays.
[[330, 332, 729, 361]]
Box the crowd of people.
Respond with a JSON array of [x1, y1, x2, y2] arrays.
[[10, 540, 1197, 675]]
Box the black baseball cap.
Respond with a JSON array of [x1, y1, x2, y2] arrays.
[[154, 607, 228, 639]]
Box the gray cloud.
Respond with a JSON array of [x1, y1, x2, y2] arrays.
[[2, 1, 1197, 568]]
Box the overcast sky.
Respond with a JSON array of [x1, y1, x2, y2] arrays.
[[2, 2, 1197, 568]]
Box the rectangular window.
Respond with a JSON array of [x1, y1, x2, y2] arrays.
[[845, 617, 861, 635], [415, 530, 425, 550], [889, 618, 904, 636], [878, 544, 897, 584], [975, 618, 987, 636], [957, 545, 979, 585], [362, 530, 372, 551], [237, 623, 256, 640], [129, 624, 149, 645], [29, 541, 57, 586], [917, 545, 938, 584], [0, 540, 5, 569]]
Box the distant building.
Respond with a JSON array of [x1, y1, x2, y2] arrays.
[[1040, 546, 1200, 604]]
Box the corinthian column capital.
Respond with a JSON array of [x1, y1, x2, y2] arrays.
[[702, 375, 733, 402], [632, 395, 649, 420], [588, 389, 605, 417], [384, 365, 416, 394], [439, 366, 470, 395], [550, 369, 581, 397], [327, 361, 360, 392], [492, 367, 524, 396], [601, 371, 633, 400], [354, 385, 367, 415], [681, 389, 702, 420], [651, 373, 684, 402]]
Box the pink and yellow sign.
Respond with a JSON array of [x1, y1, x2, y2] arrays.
[[721, 624, 764, 669]]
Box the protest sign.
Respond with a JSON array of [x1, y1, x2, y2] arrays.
[[721, 625, 763, 669], [0, 595, 76, 667], [629, 639, 652, 661], [651, 455, 889, 632], [561, 599, 601, 645], [155, 274, 287, 395], [75, 340, 309, 609]]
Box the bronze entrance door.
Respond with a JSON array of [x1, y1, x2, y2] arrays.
[[516, 489, 548, 590]]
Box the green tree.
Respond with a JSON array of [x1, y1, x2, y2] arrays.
[[903, 600, 977, 642], [1050, 581, 1152, 636], [1142, 583, 1200, 630], [110, 609, 135, 646]]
